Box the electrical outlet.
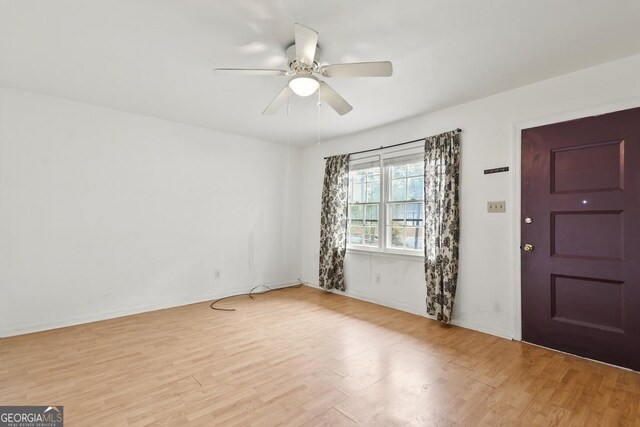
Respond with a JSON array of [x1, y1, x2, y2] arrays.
[[215, 270, 221, 280], [487, 201, 506, 213], [375, 273, 381, 284]]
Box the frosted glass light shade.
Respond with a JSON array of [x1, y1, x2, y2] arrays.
[[288, 75, 319, 97]]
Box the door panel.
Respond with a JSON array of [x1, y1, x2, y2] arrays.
[[521, 107, 640, 371], [551, 274, 624, 332], [551, 210, 623, 260], [551, 140, 624, 193]]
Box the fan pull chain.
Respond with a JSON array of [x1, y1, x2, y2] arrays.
[[287, 92, 291, 168], [317, 90, 321, 146]]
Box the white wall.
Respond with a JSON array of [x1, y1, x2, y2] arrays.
[[301, 53, 640, 339], [0, 87, 302, 337], [4, 53, 640, 341]]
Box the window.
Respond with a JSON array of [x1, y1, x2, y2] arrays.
[[347, 161, 381, 248], [347, 151, 424, 256]]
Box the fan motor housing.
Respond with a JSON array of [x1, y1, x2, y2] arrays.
[[285, 44, 322, 74]]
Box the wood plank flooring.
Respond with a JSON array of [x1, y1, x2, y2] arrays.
[[1, 286, 639, 426]]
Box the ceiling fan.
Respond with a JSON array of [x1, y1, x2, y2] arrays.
[[214, 23, 393, 116]]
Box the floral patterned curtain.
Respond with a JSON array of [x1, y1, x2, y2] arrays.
[[319, 155, 350, 291], [424, 131, 461, 323]]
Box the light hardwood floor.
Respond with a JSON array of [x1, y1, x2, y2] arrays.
[[1, 286, 639, 426]]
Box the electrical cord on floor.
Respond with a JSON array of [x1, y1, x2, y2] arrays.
[[209, 279, 303, 312]]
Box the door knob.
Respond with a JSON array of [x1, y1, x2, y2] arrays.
[[523, 243, 534, 252]]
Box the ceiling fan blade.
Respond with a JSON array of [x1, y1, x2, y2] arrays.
[[214, 68, 286, 76], [319, 82, 353, 115], [262, 86, 292, 115], [294, 23, 318, 66], [320, 61, 393, 77]]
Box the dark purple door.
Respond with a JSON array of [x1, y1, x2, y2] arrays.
[[521, 107, 640, 371]]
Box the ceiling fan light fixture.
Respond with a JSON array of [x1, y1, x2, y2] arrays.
[[217, 24, 390, 115], [288, 75, 319, 97]]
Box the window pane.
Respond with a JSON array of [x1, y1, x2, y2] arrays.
[[349, 226, 364, 245], [390, 203, 405, 225], [367, 169, 380, 182], [406, 161, 423, 177], [349, 204, 363, 225], [391, 165, 406, 179], [404, 227, 422, 250], [348, 160, 383, 250], [352, 183, 365, 203], [389, 226, 405, 248], [365, 204, 378, 225], [390, 179, 406, 201], [351, 170, 365, 184], [364, 226, 379, 246], [407, 177, 423, 201], [405, 203, 424, 227], [367, 182, 380, 202]]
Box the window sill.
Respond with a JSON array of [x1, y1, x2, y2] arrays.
[[346, 248, 424, 262]]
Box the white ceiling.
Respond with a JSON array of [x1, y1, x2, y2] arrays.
[[2, 1, 640, 146]]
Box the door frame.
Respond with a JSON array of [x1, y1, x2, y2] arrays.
[[510, 98, 640, 341]]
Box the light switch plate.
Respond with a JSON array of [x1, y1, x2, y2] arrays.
[[487, 201, 506, 213]]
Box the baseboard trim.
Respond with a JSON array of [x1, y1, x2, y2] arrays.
[[1, 279, 301, 338], [4, 279, 512, 340], [304, 282, 425, 317], [303, 282, 514, 341], [449, 318, 513, 341]]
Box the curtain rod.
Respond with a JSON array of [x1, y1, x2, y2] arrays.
[[324, 128, 462, 159]]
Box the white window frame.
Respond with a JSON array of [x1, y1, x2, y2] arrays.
[[346, 155, 383, 251], [347, 146, 425, 258]]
